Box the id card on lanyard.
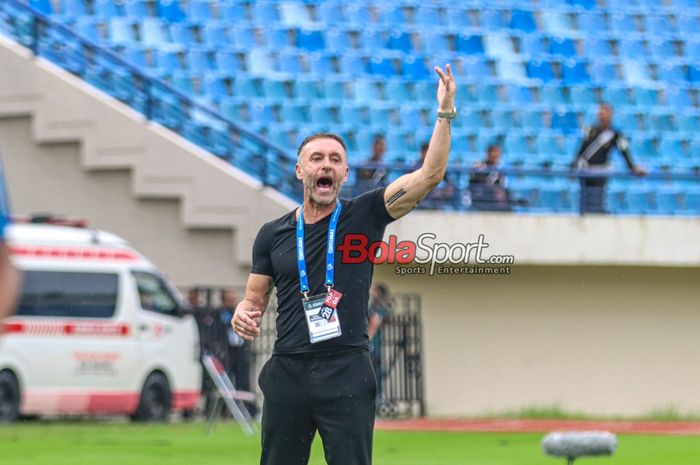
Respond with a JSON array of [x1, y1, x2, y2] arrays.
[[297, 200, 344, 344]]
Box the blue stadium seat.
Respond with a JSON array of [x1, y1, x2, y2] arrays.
[[551, 111, 579, 133], [689, 64, 700, 84], [589, 62, 619, 84], [251, 2, 279, 24], [308, 52, 334, 75], [109, 17, 138, 46], [318, 2, 345, 26], [458, 109, 483, 131], [520, 109, 545, 131], [156, 0, 185, 23], [360, 29, 386, 53], [630, 87, 658, 107], [648, 112, 675, 133], [484, 33, 517, 58], [385, 79, 411, 101], [280, 102, 308, 124], [577, 12, 608, 35], [186, 49, 214, 72], [540, 85, 568, 106], [75, 17, 101, 44], [403, 55, 430, 81], [215, 50, 242, 74], [550, 37, 578, 58], [398, 105, 424, 128], [570, 85, 598, 107], [220, 99, 247, 122], [369, 105, 393, 128], [345, 4, 370, 26], [527, 60, 556, 82], [297, 29, 325, 51], [621, 61, 653, 85], [520, 35, 547, 57], [340, 53, 367, 76], [684, 40, 700, 61], [541, 11, 574, 36], [264, 27, 292, 50], [677, 15, 700, 37], [378, 6, 407, 27], [608, 13, 640, 36], [187, 0, 213, 23], [220, 2, 247, 22], [453, 35, 482, 57], [491, 109, 518, 130], [232, 74, 262, 99], [479, 9, 506, 29], [247, 48, 277, 76], [339, 103, 367, 127], [309, 103, 338, 125], [474, 84, 500, 105], [141, 18, 169, 48], [122, 46, 148, 69], [203, 76, 228, 101], [294, 77, 320, 101], [279, 2, 313, 28], [413, 81, 435, 102], [326, 28, 352, 52], [583, 38, 613, 58], [510, 9, 538, 33], [154, 49, 181, 74], [676, 114, 700, 134], [618, 39, 647, 59], [614, 111, 640, 132], [261, 78, 288, 100], [202, 25, 229, 48], [562, 60, 590, 84], [278, 50, 304, 74], [229, 26, 255, 49], [496, 59, 527, 82], [369, 56, 397, 77], [446, 7, 473, 29], [351, 79, 381, 103], [95, 0, 121, 18], [567, 0, 597, 9], [664, 87, 693, 108], [421, 32, 449, 55], [60, 0, 88, 19], [170, 24, 196, 46], [643, 15, 676, 38], [602, 86, 631, 107], [415, 6, 442, 27], [657, 64, 687, 84], [647, 39, 676, 61], [629, 137, 657, 159], [323, 78, 346, 101], [504, 85, 534, 105]]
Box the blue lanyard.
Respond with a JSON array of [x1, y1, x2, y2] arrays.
[[296, 200, 342, 298]]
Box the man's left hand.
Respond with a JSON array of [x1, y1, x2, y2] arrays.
[[435, 64, 456, 112]]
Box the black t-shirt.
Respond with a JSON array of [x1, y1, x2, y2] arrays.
[[251, 188, 395, 354]]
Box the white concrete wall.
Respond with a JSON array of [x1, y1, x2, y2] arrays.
[[375, 264, 700, 417]]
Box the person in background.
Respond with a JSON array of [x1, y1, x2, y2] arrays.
[[219, 289, 251, 393], [469, 144, 511, 211], [368, 283, 393, 406], [357, 135, 388, 189], [571, 103, 646, 214]]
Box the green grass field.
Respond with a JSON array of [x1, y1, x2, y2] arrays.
[[1, 421, 699, 465]]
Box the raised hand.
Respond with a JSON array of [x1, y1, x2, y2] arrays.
[[435, 64, 456, 112]]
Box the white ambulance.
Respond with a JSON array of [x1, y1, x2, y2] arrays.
[[0, 220, 202, 422]]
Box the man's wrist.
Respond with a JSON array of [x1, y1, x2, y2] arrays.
[[437, 106, 457, 120]]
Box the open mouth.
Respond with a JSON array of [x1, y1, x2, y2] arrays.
[[316, 176, 334, 192]]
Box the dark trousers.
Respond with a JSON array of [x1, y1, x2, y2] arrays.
[[580, 177, 607, 214], [258, 348, 376, 465]]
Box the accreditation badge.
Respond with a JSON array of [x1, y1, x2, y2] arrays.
[[303, 293, 342, 344]]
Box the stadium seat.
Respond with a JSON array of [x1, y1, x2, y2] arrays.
[[618, 39, 647, 59], [140, 18, 169, 48], [510, 9, 538, 33], [297, 29, 325, 51], [307, 52, 334, 76], [421, 32, 448, 55], [496, 59, 527, 82], [279, 2, 313, 28], [402, 55, 430, 81], [528, 60, 556, 82], [95, 0, 121, 19], [415, 6, 442, 27], [345, 4, 370, 26], [647, 39, 676, 61], [621, 61, 653, 85], [484, 33, 517, 58], [479, 9, 506, 29], [577, 12, 608, 35], [326, 29, 351, 53], [541, 11, 574, 36], [385, 79, 411, 101], [602, 86, 631, 107], [59, 0, 88, 19], [657, 64, 687, 85], [562, 60, 590, 85], [251, 2, 279, 24], [317, 2, 345, 26], [156, 0, 185, 23], [378, 6, 407, 27], [220, 2, 247, 22], [229, 26, 255, 49], [520, 35, 547, 57], [549, 37, 578, 58], [583, 38, 613, 58], [551, 111, 579, 133], [589, 62, 619, 84], [278, 50, 304, 74], [187, 0, 213, 23], [539, 85, 568, 106], [368, 56, 397, 78], [664, 87, 693, 109], [446, 7, 473, 29], [261, 78, 288, 100], [570, 85, 598, 107]]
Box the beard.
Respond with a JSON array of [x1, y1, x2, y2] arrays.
[[304, 177, 344, 206]]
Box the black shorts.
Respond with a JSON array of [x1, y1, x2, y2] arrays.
[[258, 348, 377, 465]]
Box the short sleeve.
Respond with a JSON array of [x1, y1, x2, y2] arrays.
[[352, 187, 395, 227], [250, 222, 273, 276]]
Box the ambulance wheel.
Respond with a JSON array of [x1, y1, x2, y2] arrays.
[[0, 370, 20, 423], [132, 372, 171, 422]]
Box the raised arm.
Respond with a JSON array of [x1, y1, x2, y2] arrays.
[[232, 273, 273, 341], [384, 64, 457, 220]]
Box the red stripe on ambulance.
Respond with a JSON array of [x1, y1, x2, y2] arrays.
[[3, 321, 130, 336], [10, 245, 139, 261]]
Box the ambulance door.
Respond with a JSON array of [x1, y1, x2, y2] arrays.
[[131, 271, 193, 391]]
